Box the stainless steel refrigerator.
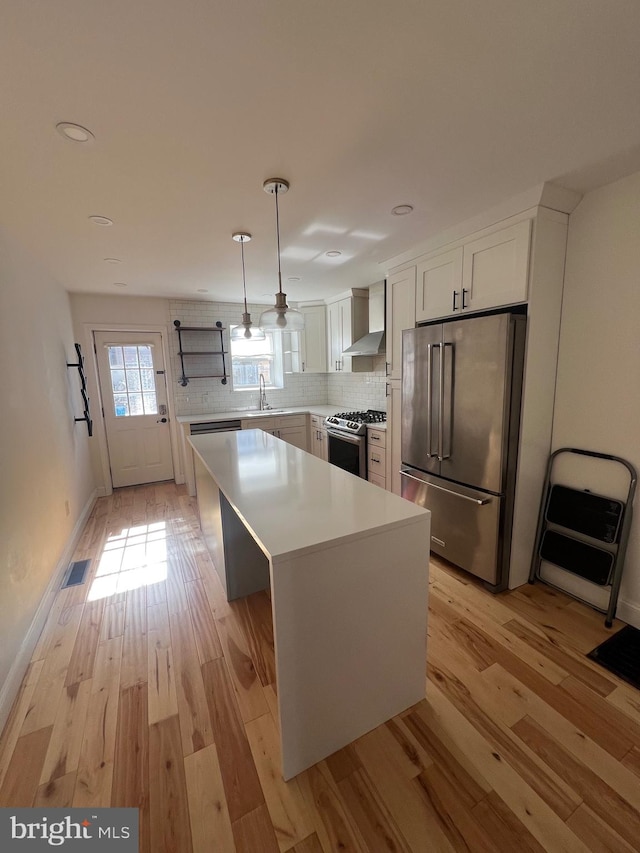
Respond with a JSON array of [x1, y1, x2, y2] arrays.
[[401, 311, 526, 590]]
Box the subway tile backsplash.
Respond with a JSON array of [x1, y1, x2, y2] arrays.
[[169, 299, 387, 416]]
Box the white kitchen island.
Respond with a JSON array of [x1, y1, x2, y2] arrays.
[[189, 428, 431, 780]]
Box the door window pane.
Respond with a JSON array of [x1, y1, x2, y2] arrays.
[[108, 345, 159, 416]]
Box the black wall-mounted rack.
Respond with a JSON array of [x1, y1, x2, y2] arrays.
[[174, 320, 228, 386], [67, 342, 93, 436]]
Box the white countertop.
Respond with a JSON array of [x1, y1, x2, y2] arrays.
[[178, 404, 339, 425], [189, 429, 427, 562]]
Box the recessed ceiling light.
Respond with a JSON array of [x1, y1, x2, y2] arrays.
[[89, 215, 113, 226], [113, 282, 127, 288], [104, 257, 121, 264], [326, 250, 342, 258], [391, 204, 414, 216], [287, 276, 302, 282], [56, 122, 95, 143]]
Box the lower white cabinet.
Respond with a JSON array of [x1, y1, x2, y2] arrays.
[[386, 380, 403, 496], [242, 414, 309, 452], [309, 414, 328, 461], [367, 427, 386, 489]]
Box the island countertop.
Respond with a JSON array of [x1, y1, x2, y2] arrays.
[[189, 428, 428, 562]]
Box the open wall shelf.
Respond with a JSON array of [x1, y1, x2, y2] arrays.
[[67, 342, 93, 436], [174, 320, 228, 386]]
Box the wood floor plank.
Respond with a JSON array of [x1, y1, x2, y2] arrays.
[[185, 578, 223, 664], [147, 601, 178, 725], [168, 608, 214, 756], [232, 803, 280, 853], [353, 724, 455, 852], [513, 714, 640, 850], [324, 745, 362, 785], [65, 597, 106, 686], [0, 726, 52, 807], [215, 612, 270, 723], [73, 636, 122, 808], [202, 657, 265, 823], [21, 604, 84, 735], [245, 712, 313, 851], [482, 661, 640, 815], [425, 679, 589, 852], [428, 659, 581, 821], [471, 791, 547, 853], [290, 833, 324, 853], [34, 771, 77, 808], [566, 803, 637, 853], [101, 598, 126, 641], [120, 586, 148, 689], [504, 618, 616, 697], [338, 767, 412, 853], [165, 540, 191, 613], [0, 659, 43, 789], [111, 683, 150, 853], [149, 714, 192, 853], [184, 744, 235, 853], [297, 762, 367, 853], [604, 681, 640, 724], [621, 746, 640, 778], [39, 678, 92, 784], [240, 591, 277, 688], [31, 585, 86, 662]]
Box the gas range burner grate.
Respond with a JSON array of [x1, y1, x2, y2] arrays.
[[332, 410, 387, 425]]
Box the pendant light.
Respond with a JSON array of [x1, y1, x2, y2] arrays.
[[258, 178, 305, 332], [230, 232, 265, 341]]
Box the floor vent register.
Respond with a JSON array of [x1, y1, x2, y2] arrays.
[[62, 558, 91, 588]]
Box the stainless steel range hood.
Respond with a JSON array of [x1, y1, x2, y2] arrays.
[[342, 281, 386, 356]]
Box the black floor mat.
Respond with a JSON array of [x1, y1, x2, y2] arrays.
[[587, 625, 640, 690], [63, 558, 91, 588]]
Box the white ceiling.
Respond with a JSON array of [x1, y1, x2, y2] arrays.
[[2, 0, 640, 305]]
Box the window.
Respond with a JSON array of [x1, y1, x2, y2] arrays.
[[107, 344, 158, 416], [230, 328, 283, 390]]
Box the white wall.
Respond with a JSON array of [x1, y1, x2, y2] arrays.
[[550, 170, 640, 626], [0, 229, 95, 725]]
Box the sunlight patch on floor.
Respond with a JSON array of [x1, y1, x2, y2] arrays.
[[88, 521, 168, 600]]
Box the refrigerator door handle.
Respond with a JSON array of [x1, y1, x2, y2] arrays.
[[426, 343, 437, 458], [439, 342, 453, 460], [400, 470, 491, 505]]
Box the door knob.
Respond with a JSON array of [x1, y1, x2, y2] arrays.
[[157, 417, 167, 423]]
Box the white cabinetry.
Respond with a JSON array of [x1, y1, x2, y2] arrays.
[[386, 267, 417, 380], [385, 381, 403, 496], [299, 305, 327, 373], [414, 219, 531, 322], [415, 248, 463, 323], [242, 414, 309, 451], [462, 219, 530, 313], [326, 289, 371, 373], [367, 427, 386, 489], [309, 413, 328, 461]]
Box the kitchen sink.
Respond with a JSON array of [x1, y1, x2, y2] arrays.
[[243, 409, 293, 416]]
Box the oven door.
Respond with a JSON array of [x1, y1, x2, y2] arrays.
[[326, 429, 367, 478]]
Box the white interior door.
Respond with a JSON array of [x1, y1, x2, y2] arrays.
[[95, 331, 174, 488]]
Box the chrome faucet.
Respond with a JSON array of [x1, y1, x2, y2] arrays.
[[259, 373, 271, 410]]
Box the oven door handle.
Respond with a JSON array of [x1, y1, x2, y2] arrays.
[[326, 428, 364, 446]]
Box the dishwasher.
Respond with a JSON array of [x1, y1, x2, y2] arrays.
[[189, 419, 242, 436]]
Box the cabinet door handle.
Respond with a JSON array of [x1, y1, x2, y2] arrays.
[[462, 288, 468, 309], [302, 362, 305, 372], [370, 435, 380, 441], [452, 290, 458, 311]]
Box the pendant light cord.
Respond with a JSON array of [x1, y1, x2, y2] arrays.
[[275, 184, 283, 295], [240, 236, 248, 313]]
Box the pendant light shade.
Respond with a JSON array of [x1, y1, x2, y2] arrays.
[[259, 178, 305, 332], [230, 232, 265, 341]]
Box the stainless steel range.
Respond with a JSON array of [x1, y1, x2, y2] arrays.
[[325, 410, 387, 478]]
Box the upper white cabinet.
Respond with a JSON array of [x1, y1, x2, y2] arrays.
[[326, 289, 371, 373], [299, 305, 327, 373], [462, 219, 531, 314], [386, 267, 417, 380], [413, 219, 531, 322], [415, 248, 463, 323]]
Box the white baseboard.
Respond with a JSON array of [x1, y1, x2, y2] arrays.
[[616, 597, 640, 630], [0, 489, 98, 735]]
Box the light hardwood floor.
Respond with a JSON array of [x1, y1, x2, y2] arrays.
[[1, 481, 639, 852]]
